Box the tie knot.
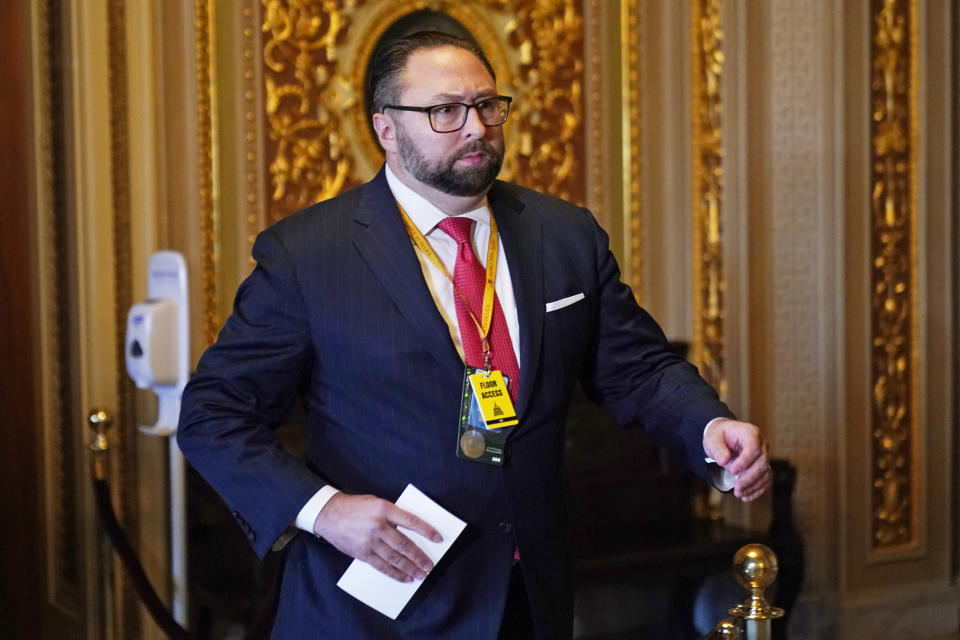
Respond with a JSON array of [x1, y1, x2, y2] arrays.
[[437, 216, 474, 245]]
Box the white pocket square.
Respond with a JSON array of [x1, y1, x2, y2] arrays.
[[545, 292, 585, 313]]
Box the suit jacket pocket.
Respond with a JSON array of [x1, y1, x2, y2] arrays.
[[545, 292, 585, 313], [542, 291, 592, 380]]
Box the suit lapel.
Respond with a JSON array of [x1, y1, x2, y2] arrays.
[[489, 183, 543, 420], [351, 170, 463, 380]]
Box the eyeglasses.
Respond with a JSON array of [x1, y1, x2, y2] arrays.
[[382, 96, 513, 133]]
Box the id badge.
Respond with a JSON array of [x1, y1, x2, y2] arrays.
[[456, 367, 518, 466]]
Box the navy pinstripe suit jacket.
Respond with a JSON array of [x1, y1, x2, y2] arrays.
[[177, 167, 732, 639]]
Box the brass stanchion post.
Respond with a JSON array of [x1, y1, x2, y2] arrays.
[[89, 408, 115, 638], [704, 618, 741, 639], [728, 543, 784, 640]]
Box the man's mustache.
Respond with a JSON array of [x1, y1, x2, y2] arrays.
[[452, 140, 498, 161]]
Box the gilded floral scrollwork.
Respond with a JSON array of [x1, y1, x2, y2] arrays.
[[869, 0, 917, 551], [500, 1, 583, 202], [261, 0, 584, 222], [263, 0, 360, 220]]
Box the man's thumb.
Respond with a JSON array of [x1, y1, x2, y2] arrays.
[[705, 428, 732, 466]]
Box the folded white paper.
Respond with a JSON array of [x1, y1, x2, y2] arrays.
[[336, 484, 467, 619]]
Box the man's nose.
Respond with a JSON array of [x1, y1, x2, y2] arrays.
[[461, 105, 487, 138]]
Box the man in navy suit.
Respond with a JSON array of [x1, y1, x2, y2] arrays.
[[178, 30, 771, 639]]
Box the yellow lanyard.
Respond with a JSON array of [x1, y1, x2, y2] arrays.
[[398, 204, 499, 365]]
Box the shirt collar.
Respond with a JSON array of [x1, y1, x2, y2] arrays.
[[384, 163, 490, 236]]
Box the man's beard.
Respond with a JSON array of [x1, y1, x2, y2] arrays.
[[396, 128, 503, 197]]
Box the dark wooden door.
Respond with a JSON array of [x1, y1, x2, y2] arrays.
[[0, 1, 45, 637], [0, 2, 89, 638]]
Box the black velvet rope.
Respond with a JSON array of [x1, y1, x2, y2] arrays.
[[92, 475, 197, 639], [92, 473, 281, 639]]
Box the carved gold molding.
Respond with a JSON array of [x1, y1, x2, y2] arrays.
[[196, 0, 219, 347], [869, 0, 920, 554], [500, 1, 583, 203], [621, 0, 643, 302], [243, 2, 263, 259], [584, 0, 602, 222], [690, 0, 726, 398], [261, 0, 585, 222]]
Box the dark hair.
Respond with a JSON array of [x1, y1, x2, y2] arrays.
[[367, 30, 496, 118]]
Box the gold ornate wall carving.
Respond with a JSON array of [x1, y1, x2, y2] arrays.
[[690, 0, 726, 397], [196, 0, 219, 347], [243, 3, 263, 259], [869, 0, 919, 553], [260, 0, 585, 222], [584, 0, 602, 221], [261, 0, 351, 216]]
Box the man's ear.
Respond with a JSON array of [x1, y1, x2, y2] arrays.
[[372, 113, 396, 153]]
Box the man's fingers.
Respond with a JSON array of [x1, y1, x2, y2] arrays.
[[381, 525, 434, 575], [731, 436, 769, 487], [728, 442, 763, 475], [361, 509, 436, 581], [728, 429, 765, 474], [734, 459, 772, 501], [364, 552, 418, 583], [738, 454, 769, 484], [373, 541, 429, 581], [387, 504, 443, 544]]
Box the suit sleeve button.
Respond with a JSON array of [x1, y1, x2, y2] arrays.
[[498, 521, 513, 533]]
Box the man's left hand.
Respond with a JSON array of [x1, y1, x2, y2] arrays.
[[702, 419, 772, 502]]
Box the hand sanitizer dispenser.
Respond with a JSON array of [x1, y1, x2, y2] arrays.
[[126, 298, 178, 389], [125, 251, 189, 436], [125, 250, 190, 624]]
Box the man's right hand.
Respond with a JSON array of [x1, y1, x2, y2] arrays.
[[312, 492, 443, 583]]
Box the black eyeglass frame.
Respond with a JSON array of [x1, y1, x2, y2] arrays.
[[381, 96, 513, 133]]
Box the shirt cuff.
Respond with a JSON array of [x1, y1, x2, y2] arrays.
[[702, 417, 725, 440], [703, 417, 738, 492], [295, 485, 341, 534]]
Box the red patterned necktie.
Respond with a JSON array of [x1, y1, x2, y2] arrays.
[[436, 216, 520, 402]]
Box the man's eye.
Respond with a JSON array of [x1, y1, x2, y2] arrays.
[[433, 105, 458, 116]]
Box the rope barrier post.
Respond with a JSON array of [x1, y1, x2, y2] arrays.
[[704, 619, 741, 640], [727, 544, 784, 640], [89, 408, 116, 638], [89, 408, 198, 640]]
